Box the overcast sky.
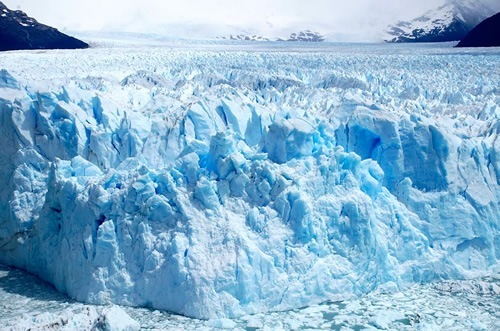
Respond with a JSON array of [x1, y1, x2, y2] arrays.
[[4, 0, 500, 41]]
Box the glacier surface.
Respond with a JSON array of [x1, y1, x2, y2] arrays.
[[0, 42, 498, 319]]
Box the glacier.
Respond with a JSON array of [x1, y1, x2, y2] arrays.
[[0, 43, 498, 319]]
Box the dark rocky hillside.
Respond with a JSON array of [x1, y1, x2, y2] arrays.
[[456, 12, 500, 47], [0, 1, 88, 51]]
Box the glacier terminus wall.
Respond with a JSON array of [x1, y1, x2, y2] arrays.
[[0, 43, 498, 319]]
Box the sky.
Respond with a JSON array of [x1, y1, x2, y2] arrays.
[[3, 0, 500, 41]]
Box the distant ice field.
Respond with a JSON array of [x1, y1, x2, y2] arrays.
[[0, 40, 498, 319]]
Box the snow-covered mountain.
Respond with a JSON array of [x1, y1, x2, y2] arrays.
[[0, 43, 498, 319], [0, 1, 88, 51], [219, 30, 325, 42], [282, 30, 325, 42], [220, 34, 270, 41], [385, 0, 495, 43]]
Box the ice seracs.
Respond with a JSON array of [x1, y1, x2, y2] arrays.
[[0, 44, 498, 319]]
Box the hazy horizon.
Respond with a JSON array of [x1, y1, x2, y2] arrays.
[[3, 0, 500, 41]]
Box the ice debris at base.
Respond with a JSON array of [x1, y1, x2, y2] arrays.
[[1, 305, 140, 331], [1, 264, 499, 330], [129, 277, 500, 330], [0, 44, 499, 319], [102, 306, 141, 331], [0, 265, 139, 331]]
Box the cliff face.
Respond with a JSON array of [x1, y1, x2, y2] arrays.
[[0, 2, 88, 51], [456, 12, 500, 47]]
